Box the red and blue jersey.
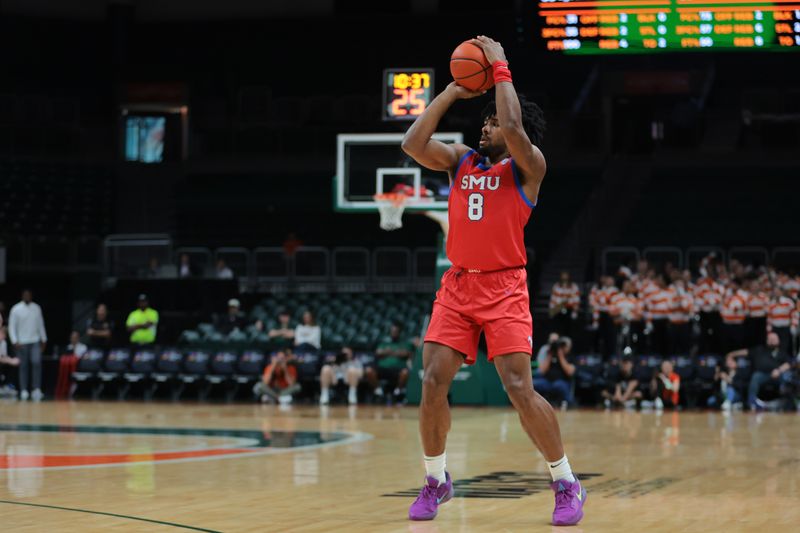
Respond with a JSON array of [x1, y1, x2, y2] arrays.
[[447, 150, 535, 271]]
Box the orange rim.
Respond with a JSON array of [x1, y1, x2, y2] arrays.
[[373, 193, 409, 206]]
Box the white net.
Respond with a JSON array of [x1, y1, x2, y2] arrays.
[[374, 194, 407, 231]]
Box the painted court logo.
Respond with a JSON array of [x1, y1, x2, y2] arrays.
[[0, 424, 370, 470]]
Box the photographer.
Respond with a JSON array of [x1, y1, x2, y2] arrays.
[[319, 346, 364, 405], [532, 336, 576, 408]]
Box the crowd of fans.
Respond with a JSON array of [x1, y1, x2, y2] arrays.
[[545, 255, 800, 411], [549, 256, 799, 358]]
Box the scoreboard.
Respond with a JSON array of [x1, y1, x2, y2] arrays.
[[539, 0, 800, 53], [383, 68, 435, 121]]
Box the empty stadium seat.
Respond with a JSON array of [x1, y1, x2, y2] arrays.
[[71, 349, 105, 398], [121, 350, 158, 400], [149, 349, 185, 400], [96, 349, 132, 400]]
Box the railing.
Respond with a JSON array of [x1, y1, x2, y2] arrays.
[[601, 247, 640, 276], [686, 246, 725, 274], [729, 246, 769, 268], [643, 246, 684, 270]]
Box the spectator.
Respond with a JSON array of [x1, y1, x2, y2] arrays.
[[216, 259, 234, 279], [694, 268, 723, 354], [56, 331, 87, 399], [86, 303, 114, 349], [601, 356, 641, 409], [727, 331, 794, 411], [720, 279, 747, 355], [253, 350, 300, 404], [592, 276, 619, 358], [745, 279, 768, 348], [215, 298, 246, 335], [549, 271, 580, 337], [668, 279, 694, 355], [0, 327, 20, 398], [294, 310, 321, 352], [610, 281, 644, 355], [652, 360, 680, 409], [767, 286, 796, 355], [8, 289, 47, 402], [319, 346, 364, 405], [535, 332, 560, 371], [283, 232, 303, 258], [0, 327, 19, 366], [67, 330, 87, 357], [146, 257, 161, 278], [715, 356, 746, 411], [268, 310, 295, 348], [126, 294, 159, 347], [645, 275, 671, 356], [533, 337, 576, 408], [178, 253, 195, 278], [366, 323, 414, 402]]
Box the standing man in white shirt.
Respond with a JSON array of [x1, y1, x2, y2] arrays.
[[8, 289, 48, 401]]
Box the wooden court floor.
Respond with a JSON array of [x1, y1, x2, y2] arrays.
[[0, 401, 798, 532]]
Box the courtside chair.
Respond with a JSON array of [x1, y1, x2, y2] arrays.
[[70, 348, 105, 398], [121, 350, 157, 400]]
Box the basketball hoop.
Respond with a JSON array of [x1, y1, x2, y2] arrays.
[[374, 193, 408, 231]]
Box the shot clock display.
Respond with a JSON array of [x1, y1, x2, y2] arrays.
[[538, 0, 800, 53], [383, 68, 434, 121]]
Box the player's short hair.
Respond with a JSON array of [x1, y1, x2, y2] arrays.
[[481, 94, 546, 146]]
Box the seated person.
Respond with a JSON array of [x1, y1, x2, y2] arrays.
[[56, 331, 87, 399], [533, 337, 576, 407], [652, 359, 680, 409], [533, 332, 560, 375], [365, 323, 414, 401], [319, 346, 364, 405], [215, 299, 246, 335], [0, 328, 21, 397], [268, 310, 295, 347], [727, 332, 794, 411], [602, 356, 641, 408], [715, 356, 747, 411], [294, 310, 321, 352], [253, 350, 300, 404], [86, 303, 114, 349]]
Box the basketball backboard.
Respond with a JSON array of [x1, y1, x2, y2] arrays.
[[333, 132, 463, 212]]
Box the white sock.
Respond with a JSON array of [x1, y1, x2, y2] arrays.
[[547, 455, 576, 483], [423, 452, 447, 484], [348, 386, 357, 404], [319, 388, 329, 404]]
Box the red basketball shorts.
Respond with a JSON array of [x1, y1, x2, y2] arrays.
[[424, 267, 533, 364]]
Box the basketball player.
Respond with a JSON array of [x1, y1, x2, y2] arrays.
[[401, 36, 586, 526]]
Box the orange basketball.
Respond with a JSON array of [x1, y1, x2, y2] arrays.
[[450, 41, 494, 92]]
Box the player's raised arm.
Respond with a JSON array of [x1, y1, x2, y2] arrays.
[[471, 36, 546, 197], [401, 82, 480, 173]]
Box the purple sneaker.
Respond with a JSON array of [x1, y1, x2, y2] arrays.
[[408, 472, 454, 521], [550, 477, 587, 526]]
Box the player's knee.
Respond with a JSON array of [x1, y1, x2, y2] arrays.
[[421, 369, 448, 394], [321, 365, 333, 376], [505, 374, 533, 402]]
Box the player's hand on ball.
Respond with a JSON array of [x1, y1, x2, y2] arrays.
[[446, 81, 485, 100], [470, 35, 507, 64]]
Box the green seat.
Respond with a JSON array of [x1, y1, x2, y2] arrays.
[[180, 330, 201, 343], [197, 323, 215, 337]]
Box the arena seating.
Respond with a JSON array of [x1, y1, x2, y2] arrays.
[[0, 157, 113, 237], [619, 167, 798, 246], [179, 292, 430, 353]]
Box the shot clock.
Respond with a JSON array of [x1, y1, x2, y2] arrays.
[[382, 68, 434, 121]]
